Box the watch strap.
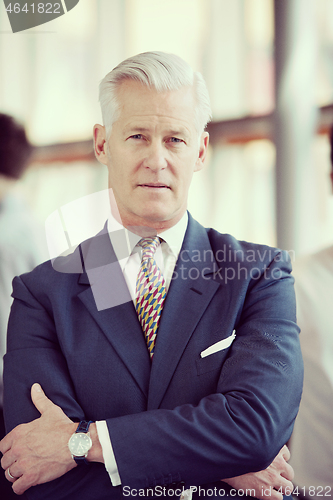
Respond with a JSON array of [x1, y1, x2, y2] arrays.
[[73, 420, 93, 465], [74, 455, 89, 465], [75, 420, 93, 434]]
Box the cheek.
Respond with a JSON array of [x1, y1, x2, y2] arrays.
[[107, 167, 125, 195], [107, 154, 128, 181], [178, 165, 196, 187]]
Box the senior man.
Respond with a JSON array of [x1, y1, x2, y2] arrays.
[[0, 52, 302, 500]]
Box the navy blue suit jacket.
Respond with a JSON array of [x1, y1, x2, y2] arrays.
[[3, 214, 303, 500]]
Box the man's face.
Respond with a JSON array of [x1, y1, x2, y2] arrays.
[[94, 79, 209, 231]]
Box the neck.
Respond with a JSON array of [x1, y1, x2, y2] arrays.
[[118, 214, 183, 237], [113, 212, 184, 237], [108, 190, 185, 236]]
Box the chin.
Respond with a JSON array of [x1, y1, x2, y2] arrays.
[[141, 211, 171, 223], [138, 200, 170, 219]]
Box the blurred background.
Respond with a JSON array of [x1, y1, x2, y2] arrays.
[[2, 4, 332, 496], [0, 0, 333, 257]]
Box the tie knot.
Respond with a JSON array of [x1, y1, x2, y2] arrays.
[[138, 236, 160, 260]]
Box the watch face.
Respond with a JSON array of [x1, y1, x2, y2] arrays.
[[68, 432, 92, 457]]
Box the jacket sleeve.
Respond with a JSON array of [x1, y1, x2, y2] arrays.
[[3, 251, 303, 497], [3, 273, 116, 500]]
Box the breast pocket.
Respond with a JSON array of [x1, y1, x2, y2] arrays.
[[196, 347, 230, 376], [196, 330, 236, 376]]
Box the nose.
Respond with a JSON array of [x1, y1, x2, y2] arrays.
[[142, 142, 168, 172]]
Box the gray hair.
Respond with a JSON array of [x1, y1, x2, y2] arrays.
[[99, 51, 212, 137]]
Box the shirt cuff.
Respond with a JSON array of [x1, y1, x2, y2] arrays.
[[96, 420, 121, 486]]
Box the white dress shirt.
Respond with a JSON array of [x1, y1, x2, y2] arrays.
[[95, 213, 188, 485]]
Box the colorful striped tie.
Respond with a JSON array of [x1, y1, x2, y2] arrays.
[[135, 237, 166, 358]]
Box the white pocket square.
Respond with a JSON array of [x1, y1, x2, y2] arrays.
[[200, 330, 236, 358]]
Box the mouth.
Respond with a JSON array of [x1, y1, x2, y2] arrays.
[[138, 183, 170, 189]]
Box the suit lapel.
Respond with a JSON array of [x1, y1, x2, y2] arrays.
[[148, 215, 220, 410], [77, 227, 151, 398], [72, 217, 221, 406]]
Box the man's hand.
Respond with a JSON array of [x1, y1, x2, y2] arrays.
[[0, 383, 78, 495], [222, 445, 294, 500]]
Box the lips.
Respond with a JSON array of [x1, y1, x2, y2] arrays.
[[139, 183, 170, 189]]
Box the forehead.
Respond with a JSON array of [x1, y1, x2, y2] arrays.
[[114, 79, 197, 130]]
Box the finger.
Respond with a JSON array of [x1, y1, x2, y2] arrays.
[[280, 444, 290, 462], [280, 479, 294, 492], [280, 461, 294, 481], [12, 473, 35, 496], [5, 466, 19, 483], [0, 431, 13, 455], [30, 384, 55, 415], [1, 449, 16, 471], [274, 477, 294, 495]]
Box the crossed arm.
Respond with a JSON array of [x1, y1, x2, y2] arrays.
[[1, 250, 302, 498], [0, 384, 294, 498]]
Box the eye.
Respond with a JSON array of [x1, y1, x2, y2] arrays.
[[130, 134, 144, 140], [169, 137, 184, 144]]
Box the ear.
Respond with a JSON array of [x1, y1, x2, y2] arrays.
[[93, 124, 108, 165], [194, 132, 209, 172]]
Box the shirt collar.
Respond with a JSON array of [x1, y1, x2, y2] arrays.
[[157, 212, 188, 259], [107, 212, 188, 263]]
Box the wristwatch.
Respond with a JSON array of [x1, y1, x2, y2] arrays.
[[68, 420, 93, 465]]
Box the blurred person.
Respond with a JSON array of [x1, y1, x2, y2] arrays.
[[0, 113, 46, 498], [289, 126, 333, 498], [0, 53, 302, 500]]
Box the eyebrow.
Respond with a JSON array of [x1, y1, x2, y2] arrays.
[[168, 129, 189, 137], [125, 127, 150, 134], [125, 126, 190, 138]]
